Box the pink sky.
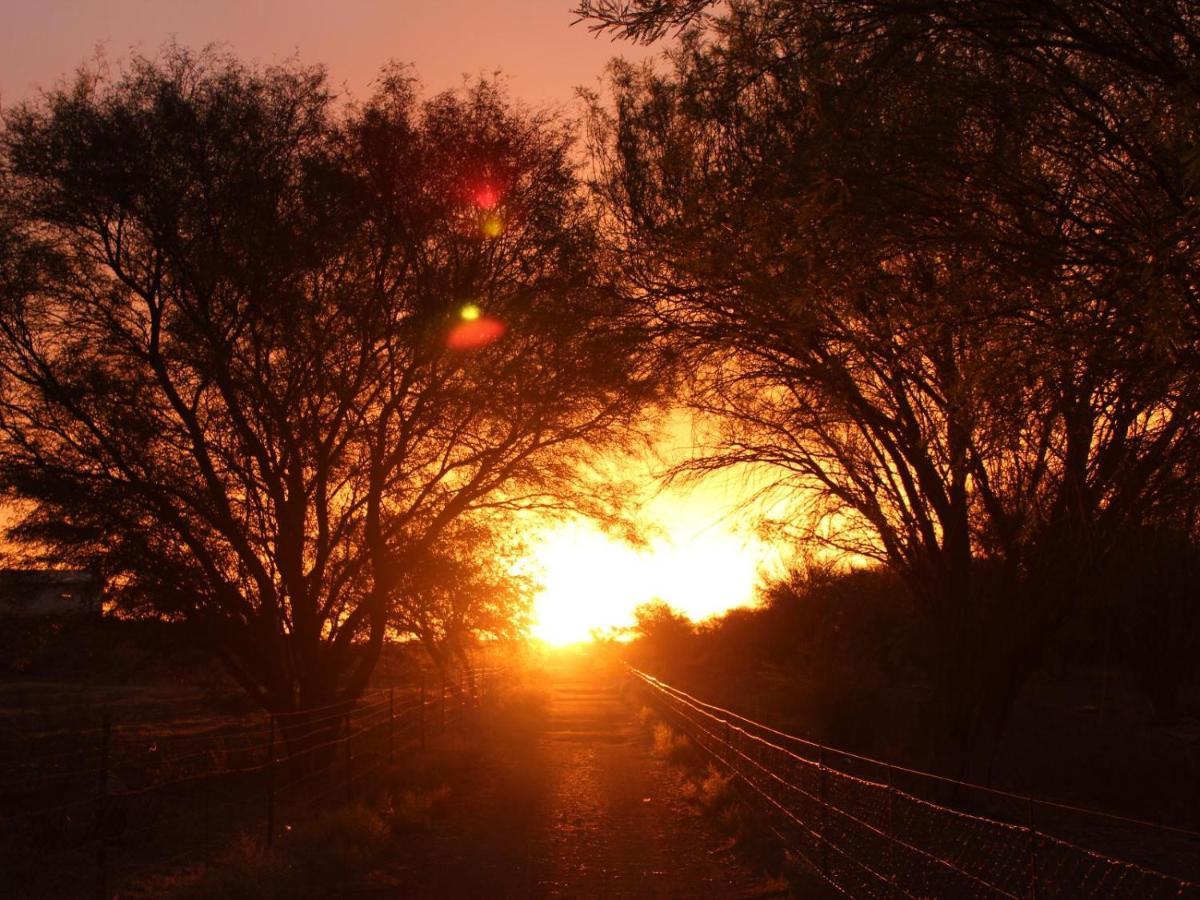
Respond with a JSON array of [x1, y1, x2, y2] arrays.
[[0, 0, 660, 109]]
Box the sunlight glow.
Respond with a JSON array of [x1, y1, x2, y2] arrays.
[[527, 519, 778, 646], [481, 214, 504, 238], [460, 303, 482, 321]]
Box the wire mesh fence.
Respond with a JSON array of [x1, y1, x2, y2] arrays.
[[0, 662, 506, 898], [631, 668, 1200, 900]]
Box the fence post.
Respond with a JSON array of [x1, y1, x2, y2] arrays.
[[1026, 796, 1039, 900], [818, 744, 830, 877], [884, 765, 896, 894], [344, 710, 353, 803], [420, 673, 427, 750], [388, 688, 395, 766], [439, 671, 446, 733], [95, 711, 111, 900], [266, 713, 276, 849]]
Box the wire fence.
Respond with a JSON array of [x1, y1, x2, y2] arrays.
[[0, 662, 505, 898], [631, 668, 1200, 900]]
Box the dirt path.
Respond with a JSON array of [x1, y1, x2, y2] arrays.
[[355, 654, 783, 898]]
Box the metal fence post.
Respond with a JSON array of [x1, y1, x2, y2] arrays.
[[818, 744, 830, 877], [266, 713, 276, 849], [885, 765, 896, 893], [95, 711, 111, 900], [388, 688, 395, 766], [1027, 796, 1039, 900]]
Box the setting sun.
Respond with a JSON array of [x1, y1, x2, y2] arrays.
[[527, 519, 780, 645]]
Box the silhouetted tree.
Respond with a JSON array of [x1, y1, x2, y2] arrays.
[[0, 48, 656, 727], [582, 0, 1200, 774], [390, 516, 534, 673]]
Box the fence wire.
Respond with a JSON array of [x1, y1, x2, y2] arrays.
[[632, 668, 1200, 900], [0, 662, 506, 898]]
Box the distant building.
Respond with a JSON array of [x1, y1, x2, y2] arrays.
[[0, 569, 103, 616]]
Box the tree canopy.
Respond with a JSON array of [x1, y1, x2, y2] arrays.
[[0, 48, 657, 714], [581, 0, 1200, 772]]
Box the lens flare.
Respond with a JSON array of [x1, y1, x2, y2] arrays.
[[447, 316, 505, 350], [460, 303, 482, 321], [482, 215, 504, 238], [474, 186, 499, 209]]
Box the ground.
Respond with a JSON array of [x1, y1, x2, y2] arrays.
[[350, 651, 787, 898]]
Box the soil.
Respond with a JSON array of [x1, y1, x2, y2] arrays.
[[350, 652, 787, 898]]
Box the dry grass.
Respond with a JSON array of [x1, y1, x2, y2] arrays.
[[636, 703, 657, 729], [651, 721, 695, 765], [170, 803, 392, 898], [637, 701, 800, 897], [387, 784, 452, 831]]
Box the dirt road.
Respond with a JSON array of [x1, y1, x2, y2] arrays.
[[356, 653, 783, 898]]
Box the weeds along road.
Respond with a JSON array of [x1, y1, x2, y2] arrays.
[[351, 651, 784, 898]]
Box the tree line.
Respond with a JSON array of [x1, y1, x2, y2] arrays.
[[1, 1, 1198, 775], [580, 0, 1200, 775], [0, 51, 657, 722]]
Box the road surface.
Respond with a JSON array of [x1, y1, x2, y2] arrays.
[[353, 653, 784, 898]]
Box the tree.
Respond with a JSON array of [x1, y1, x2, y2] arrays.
[[581, 0, 1200, 774], [0, 48, 656, 728], [390, 516, 534, 673]]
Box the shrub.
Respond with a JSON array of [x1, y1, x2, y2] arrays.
[[651, 722, 694, 766]]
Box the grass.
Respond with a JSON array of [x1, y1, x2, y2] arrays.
[[652, 720, 697, 766], [387, 783, 452, 831], [169, 803, 392, 899], [165, 676, 555, 896], [636, 701, 802, 898]]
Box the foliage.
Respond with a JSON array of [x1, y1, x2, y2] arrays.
[[631, 564, 921, 754], [390, 516, 534, 671], [0, 47, 657, 715], [175, 805, 390, 899], [627, 598, 695, 672], [583, 0, 1200, 773]]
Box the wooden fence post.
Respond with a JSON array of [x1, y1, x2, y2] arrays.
[[95, 711, 111, 900]]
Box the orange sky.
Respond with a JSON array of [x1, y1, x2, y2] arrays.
[[0, 3, 793, 638], [0, 0, 660, 108]]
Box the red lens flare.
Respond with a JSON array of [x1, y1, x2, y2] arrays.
[[474, 185, 499, 209], [447, 316, 506, 350]]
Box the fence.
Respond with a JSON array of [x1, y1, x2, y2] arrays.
[[632, 668, 1200, 900], [0, 663, 504, 898]]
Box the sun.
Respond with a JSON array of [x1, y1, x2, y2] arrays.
[[526, 519, 779, 646]]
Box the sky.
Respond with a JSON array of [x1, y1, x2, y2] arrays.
[[0, 1, 787, 639], [0, 0, 659, 110]]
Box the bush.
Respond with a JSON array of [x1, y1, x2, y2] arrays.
[[387, 784, 451, 832], [651, 721, 695, 766], [173, 805, 390, 899]]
